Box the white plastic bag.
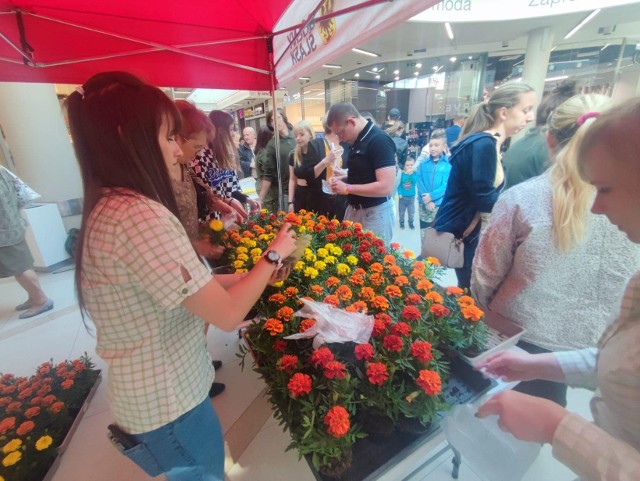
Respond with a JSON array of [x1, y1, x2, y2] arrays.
[[284, 298, 374, 349], [442, 401, 540, 481]]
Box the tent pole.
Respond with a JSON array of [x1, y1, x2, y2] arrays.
[[268, 36, 284, 213]]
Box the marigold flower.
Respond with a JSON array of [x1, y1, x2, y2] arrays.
[[369, 273, 385, 286], [316, 247, 329, 258], [268, 293, 286, 304], [336, 263, 351, 276], [18, 387, 33, 400], [430, 304, 451, 317], [461, 305, 484, 322], [335, 285, 353, 301], [370, 262, 384, 273], [383, 254, 397, 265], [277, 306, 295, 322], [284, 212, 302, 225], [278, 355, 299, 372], [426, 256, 441, 266], [264, 318, 284, 336], [388, 265, 403, 276], [405, 293, 422, 306], [273, 340, 287, 352], [35, 435, 54, 451], [353, 268, 366, 276], [209, 219, 224, 232], [324, 255, 337, 265], [457, 295, 475, 307], [383, 334, 403, 352], [41, 395, 55, 407], [284, 287, 299, 298], [0, 417, 15, 435], [314, 261, 327, 271], [425, 291, 444, 304], [359, 251, 372, 263], [366, 362, 389, 386], [416, 370, 442, 396], [330, 246, 343, 256], [2, 439, 22, 454], [390, 241, 401, 250], [299, 319, 316, 332], [324, 406, 350, 438], [391, 322, 411, 337], [354, 343, 374, 361], [346, 255, 358, 266], [311, 284, 324, 295], [310, 347, 334, 368], [402, 249, 415, 259], [402, 305, 422, 321], [342, 242, 353, 254], [372, 319, 387, 337], [324, 360, 347, 380], [349, 274, 365, 286], [50, 401, 65, 414], [325, 276, 340, 287], [303, 267, 319, 279], [6, 402, 21, 413], [394, 275, 410, 287], [446, 286, 464, 297], [0, 398, 9, 408], [359, 287, 375, 301], [410, 269, 426, 280], [16, 420, 34, 436], [288, 373, 312, 398], [323, 295, 340, 308], [345, 301, 368, 313], [2, 450, 21, 467], [411, 341, 434, 363], [372, 296, 389, 311], [385, 285, 402, 298]]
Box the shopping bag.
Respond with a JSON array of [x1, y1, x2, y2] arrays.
[[421, 228, 464, 268]]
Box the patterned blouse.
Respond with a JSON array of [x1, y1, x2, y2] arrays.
[[191, 147, 241, 201]]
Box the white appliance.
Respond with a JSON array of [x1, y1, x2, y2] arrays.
[[21, 203, 71, 271]]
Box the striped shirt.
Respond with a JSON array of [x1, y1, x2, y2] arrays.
[[553, 272, 640, 480], [81, 190, 214, 433]]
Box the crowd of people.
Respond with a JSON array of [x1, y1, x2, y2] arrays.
[[4, 68, 631, 481]]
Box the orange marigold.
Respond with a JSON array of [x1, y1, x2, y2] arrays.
[[311, 285, 324, 295], [359, 287, 375, 301], [324, 406, 350, 439], [335, 285, 353, 301], [325, 276, 341, 288], [387, 265, 403, 276], [288, 373, 312, 398], [446, 286, 465, 297], [416, 370, 442, 396], [50, 401, 65, 414], [349, 274, 365, 286], [284, 286, 299, 298], [345, 301, 368, 313], [372, 295, 389, 311], [0, 417, 16, 435], [405, 293, 423, 306], [425, 291, 444, 304], [264, 318, 284, 336], [370, 262, 384, 273], [410, 269, 426, 280], [278, 354, 299, 372], [457, 295, 475, 308], [16, 420, 35, 436], [323, 295, 340, 308], [268, 293, 287, 304], [383, 254, 397, 265], [385, 285, 403, 298], [426, 256, 441, 266], [284, 212, 302, 225], [277, 306, 295, 321], [430, 304, 451, 317], [394, 275, 410, 287], [402, 249, 415, 259], [24, 407, 40, 419], [416, 279, 434, 291], [299, 319, 316, 332], [369, 273, 385, 286], [353, 268, 366, 276], [461, 305, 484, 322], [61, 379, 74, 390]]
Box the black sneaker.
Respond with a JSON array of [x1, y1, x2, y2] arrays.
[[409, 225, 415, 230], [212, 360, 222, 370], [399, 224, 405, 230], [209, 382, 226, 398]]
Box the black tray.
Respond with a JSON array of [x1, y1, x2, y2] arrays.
[[306, 356, 495, 481]]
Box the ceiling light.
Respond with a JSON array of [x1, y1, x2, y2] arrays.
[[375, 74, 380, 79], [298, 76, 310, 80], [414, 72, 419, 76], [393, 69, 399, 75], [600, 43, 610, 51], [354, 73, 360, 78], [445, 22, 454, 40], [394, 76, 400, 81], [322, 64, 342, 69], [449, 57, 457, 62], [545, 75, 569, 82], [372, 67, 378, 72], [564, 9, 600, 39], [416, 63, 422, 68], [468, 56, 473, 60], [352, 47, 381, 58], [341, 78, 345, 81]]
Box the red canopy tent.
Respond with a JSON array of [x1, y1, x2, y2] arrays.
[[0, 0, 438, 90]]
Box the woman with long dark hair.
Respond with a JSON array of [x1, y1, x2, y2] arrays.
[[66, 72, 296, 481]]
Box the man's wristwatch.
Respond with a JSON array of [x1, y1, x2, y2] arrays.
[[264, 250, 281, 265]]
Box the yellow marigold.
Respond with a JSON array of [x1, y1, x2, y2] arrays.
[[425, 291, 444, 304], [209, 219, 224, 232], [35, 435, 53, 451], [271, 281, 284, 288], [2, 439, 22, 454], [232, 260, 245, 269], [250, 248, 263, 257], [236, 268, 248, 273], [304, 250, 316, 263], [252, 256, 261, 265], [2, 450, 21, 467], [426, 256, 441, 266], [317, 248, 329, 258], [294, 261, 305, 271], [336, 263, 351, 276], [324, 255, 337, 265], [324, 243, 335, 251], [314, 261, 327, 271], [461, 305, 484, 322], [298, 226, 307, 234], [304, 267, 319, 279], [260, 208, 268, 214], [457, 295, 475, 307], [264, 318, 284, 336], [241, 238, 257, 248], [237, 253, 249, 262], [236, 246, 248, 254], [330, 246, 343, 256], [346, 255, 358, 266]]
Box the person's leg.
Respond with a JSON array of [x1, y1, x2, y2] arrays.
[[398, 197, 407, 228], [362, 201, 394, 244], [15, 269, 48, 305], [407, 196, 416, 229]]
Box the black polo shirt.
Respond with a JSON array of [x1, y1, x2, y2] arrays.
[[346, 120, 396, 208]]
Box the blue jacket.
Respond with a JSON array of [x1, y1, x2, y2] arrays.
[[435, 132, 503, 237], [416, 154, 451, 206]]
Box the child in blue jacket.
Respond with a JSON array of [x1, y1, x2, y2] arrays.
[[416, 130, 451, 230]]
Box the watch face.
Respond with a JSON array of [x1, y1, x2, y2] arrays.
[[267, 250, 280, 263]]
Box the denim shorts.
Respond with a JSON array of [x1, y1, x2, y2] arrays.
[[120, 398, 224, 481]]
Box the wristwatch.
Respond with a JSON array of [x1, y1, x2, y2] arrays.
[[264, 250, 281, 265]]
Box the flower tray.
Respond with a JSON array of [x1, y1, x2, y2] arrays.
[[459, 310, 526, 366], [41, 370, 102, 481], [305, 356, 495, 481]]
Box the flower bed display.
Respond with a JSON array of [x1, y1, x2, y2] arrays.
[[0, 354, 101, 481], [223, 210, 489, 478]]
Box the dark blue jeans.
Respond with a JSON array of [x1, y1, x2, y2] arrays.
[[454, 225, 481, 289]]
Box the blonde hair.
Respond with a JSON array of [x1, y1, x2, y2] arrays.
[[292, 120, 314, 166], [548, 94, 612, 252]]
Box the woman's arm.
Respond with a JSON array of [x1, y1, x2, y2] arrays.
[[288, 166, 296, 212]]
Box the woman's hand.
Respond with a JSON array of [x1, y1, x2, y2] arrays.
[[268, 223, 297, 259], [332, 166, 347, 179], [476, 391, 567, 444], [228, 198, 249, 221], [246, 197, 261, 214], [475, 351, 544, 382], [287, 203, 295, 213], [193, 240, 224, 259]]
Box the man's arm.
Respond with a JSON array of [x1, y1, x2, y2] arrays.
[[331, 166, 395, 197]]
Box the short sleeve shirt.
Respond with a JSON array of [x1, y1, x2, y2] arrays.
[[81, 190, 214, 433]]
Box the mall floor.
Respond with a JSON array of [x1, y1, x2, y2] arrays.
[[0, 214, 592, 481]]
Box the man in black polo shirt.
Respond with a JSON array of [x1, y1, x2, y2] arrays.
[[327, 102, 396, 243]]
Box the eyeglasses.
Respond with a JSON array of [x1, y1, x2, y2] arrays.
[[334, 118, 353, 139]]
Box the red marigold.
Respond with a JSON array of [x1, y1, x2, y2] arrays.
[[354, 343, 374, 361], [370, 262, 384, 273], [278, 354, 299, 372], [357, 240, 371, 253], [18, 388, 33, 400], [314, 223, 325, 232], [324, 360, 347, 380], [284, 287, 299, 298], [405, 293, 422, 306], [416, 279, 434, 291], [41, 395, 55, 407], [324, 406, 351, 439], [325, 233, 337, 242], [402, 306, 422, 321], [29, 396, 42, 406], [430, 304, 451, 317], [264, 318, 284, 336], [337, 229, 351, 238], [461, 305, 484, 322], [24, 407, 40, 419], [425, 291, 444, 304], [390, 242, 401, 250], [6, 402, 21, 413], [446, 286, 464, 297], [323, 295, 340, 308], [364, 231, 375, 240], [61, 379, 74, 390], [385, 285, 402, 298], [372, 296, 389, 311], [359, 287, 375, 301], [366, 362, 389, 386], [325, 276, 340, 287], [335, 285, 353, 301], [375, 313, 392, 325], [299, 319, 316, 332], [383, 334, 403, 352], [349, 274, 365, 286], [310, 347, 334, 368], [360, 251, 373, 263], [268, 293, 286, 304], [372, 319, 387, 337], [288, 373, 312, 398], [411, 341, 434, 364], [342, 243, 353, 253], [391, 322, 411, 337], [416, 370, 442, 396], [0, 416, 16, 435], [373, 238, 385, 248], [16, 420, 35, 436], [277, 306, 295, 321], [376, 246, 387, 255], [0, 397, 10, 408], [273, 340, 287, 352], [50, 401, 65, 414]]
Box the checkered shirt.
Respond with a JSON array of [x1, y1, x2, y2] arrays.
[[81, 190, 214, 433], [191, 147, 241, 199]]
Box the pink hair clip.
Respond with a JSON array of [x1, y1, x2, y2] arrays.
[[577, 111, 599, 126]]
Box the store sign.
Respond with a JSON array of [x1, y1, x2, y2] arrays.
[[411, 0, 640, 23]]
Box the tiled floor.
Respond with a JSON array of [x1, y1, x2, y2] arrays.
[[0, 222, 592, 481]]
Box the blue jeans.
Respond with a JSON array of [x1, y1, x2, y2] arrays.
[[454, 224, 481, 289], [345, 199, 394, 244], [123, 398, 224, 481]]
